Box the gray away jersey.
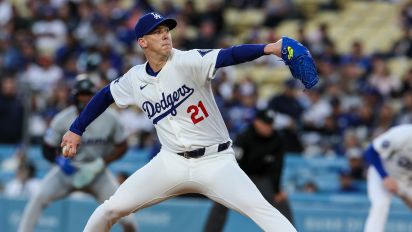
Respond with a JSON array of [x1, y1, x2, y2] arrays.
[[44, 106, 127, 164]]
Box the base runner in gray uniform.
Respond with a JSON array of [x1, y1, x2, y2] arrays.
[[17, 76, 137, 232]]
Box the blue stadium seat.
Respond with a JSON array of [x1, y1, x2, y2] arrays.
[[0, 171, 15, 185], [282, 155, 350, 193]]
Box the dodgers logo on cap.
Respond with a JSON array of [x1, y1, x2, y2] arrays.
[[151, 12, 162, 19], [134, 12, 177, 39]]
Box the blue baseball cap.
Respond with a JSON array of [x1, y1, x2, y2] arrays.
[[134, 12, 177, 39]]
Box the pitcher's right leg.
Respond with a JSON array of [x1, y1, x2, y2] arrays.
[[83, 151, 189, 232], [89, 170, 138, 231]]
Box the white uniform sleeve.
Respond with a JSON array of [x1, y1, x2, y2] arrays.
[[110, 70, 135, 108], [372, 127, 405, 159], [183, 49, 220, 84]]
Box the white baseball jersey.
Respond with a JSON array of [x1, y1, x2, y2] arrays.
[[372, 124, 412, 184], [110, 48, 230, 153], [365, 125, 412, 232], [84, 47, 296, 232]]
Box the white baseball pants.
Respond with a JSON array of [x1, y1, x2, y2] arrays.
[[83, 148, 296, 232], [364, 167, 392, 232]]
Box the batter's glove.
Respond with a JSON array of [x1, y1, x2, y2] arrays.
[[55, 156, 77, 175], [281, 36, 319, 89]]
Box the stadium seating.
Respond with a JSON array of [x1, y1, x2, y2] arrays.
[[0, 145, 354, 194]]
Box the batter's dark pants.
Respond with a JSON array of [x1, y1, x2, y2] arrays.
[[204, 175, 294, 232]]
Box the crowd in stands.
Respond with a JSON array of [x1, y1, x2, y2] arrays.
[[1, 0, 412, 196]]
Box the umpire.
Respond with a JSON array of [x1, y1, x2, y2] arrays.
[[204, 109, 294, 231]]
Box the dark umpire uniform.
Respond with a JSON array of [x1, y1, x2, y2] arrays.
[[204, 109, 294, 232]]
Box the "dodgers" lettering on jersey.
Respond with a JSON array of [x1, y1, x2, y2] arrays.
[[142, 85, 194, 124]]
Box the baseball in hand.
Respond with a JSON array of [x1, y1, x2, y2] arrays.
[[62, 145, 69, 155]]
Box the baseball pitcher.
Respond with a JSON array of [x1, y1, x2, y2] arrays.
[[61, 12, 318, 232]]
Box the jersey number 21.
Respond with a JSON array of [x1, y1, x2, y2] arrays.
[[187, 101, 209, 124]]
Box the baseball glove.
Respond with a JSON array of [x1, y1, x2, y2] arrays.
[[281, 36, 319, 89], [55, 156, 77, 175]]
